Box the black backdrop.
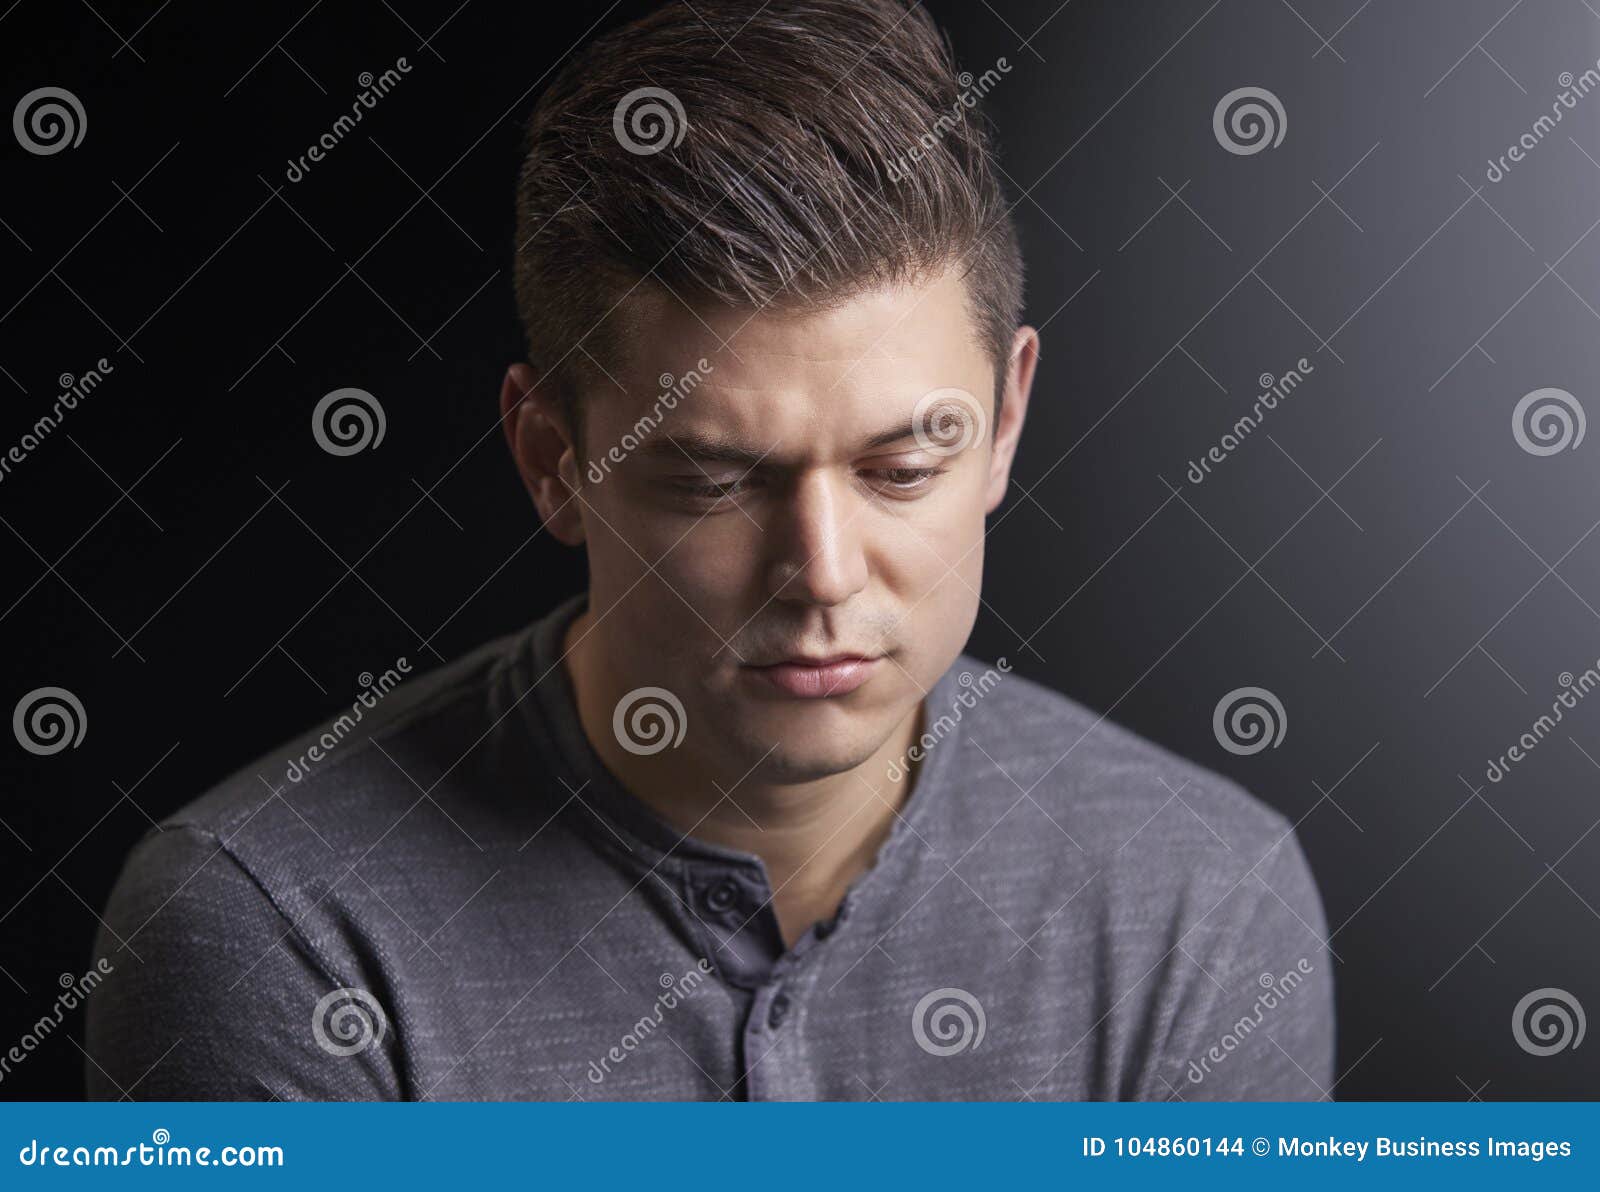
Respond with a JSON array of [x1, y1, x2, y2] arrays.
[[3, 0, 1599, 1099]]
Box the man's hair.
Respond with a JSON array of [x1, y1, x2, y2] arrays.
[[513, 0, 1024, 448]]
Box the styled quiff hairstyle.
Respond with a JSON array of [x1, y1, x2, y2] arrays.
[[513, 0, 1024, 445]]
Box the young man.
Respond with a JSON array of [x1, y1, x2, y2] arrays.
[[87, 0, 1334, 1101]]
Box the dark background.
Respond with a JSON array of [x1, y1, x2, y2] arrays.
[[4, 0, 1599, 1099]]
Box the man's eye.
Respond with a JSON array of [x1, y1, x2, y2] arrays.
[[670, 465, 944, 504], [673, 476, 748, 501], [868, 466, 945, 493]]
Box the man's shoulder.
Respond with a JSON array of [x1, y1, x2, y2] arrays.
[[933, 657, 1326, 1008], [158, 624, 537, 860], [91, 623, 547, 1046], [941, 655, 1296, 870]]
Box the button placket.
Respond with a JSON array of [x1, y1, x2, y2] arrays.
[[766, 989, 791, 1029], [685, 866, 787, 993], [703, 875, 740, 915]]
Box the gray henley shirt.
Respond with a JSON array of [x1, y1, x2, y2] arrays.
[[85, 591, 1335, 1100]]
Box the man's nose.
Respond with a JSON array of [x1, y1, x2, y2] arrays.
[[765, 470, 869, 607]]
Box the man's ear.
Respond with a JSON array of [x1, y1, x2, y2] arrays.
[[984, 325, 1039, 515], [499, 363, 587, 546]]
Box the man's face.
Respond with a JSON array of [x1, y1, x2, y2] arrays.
[[545, 265, 1030, 785]]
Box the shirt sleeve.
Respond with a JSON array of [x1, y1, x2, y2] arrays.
[[83, 824, 402, 1100], [1138, 827, 1337, 1101]]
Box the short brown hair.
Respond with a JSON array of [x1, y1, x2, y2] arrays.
[[513, 0, 1024, 443]]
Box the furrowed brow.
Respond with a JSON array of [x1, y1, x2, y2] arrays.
[[642, 417, 923, 466], [641, 435, 770, 467]]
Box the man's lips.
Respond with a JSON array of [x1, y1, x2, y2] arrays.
[[766, 653, 872, 667], [744, 654, 882, 698]]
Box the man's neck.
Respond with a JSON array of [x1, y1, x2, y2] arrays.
[[562, 606, 924, 947]]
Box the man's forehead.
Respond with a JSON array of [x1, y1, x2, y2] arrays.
[[606, 263, 983, 383]]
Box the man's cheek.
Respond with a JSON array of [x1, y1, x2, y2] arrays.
[[650, 542, 749, 606]]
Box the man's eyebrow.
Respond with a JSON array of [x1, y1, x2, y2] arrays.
[[642, 417, 924, 465]]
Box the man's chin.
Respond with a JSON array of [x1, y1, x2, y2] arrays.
[[714, 721, 886, 785]]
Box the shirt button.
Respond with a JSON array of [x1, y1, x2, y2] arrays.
[[767, 991, 792, 1029], [704, 876, 740, 914]]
